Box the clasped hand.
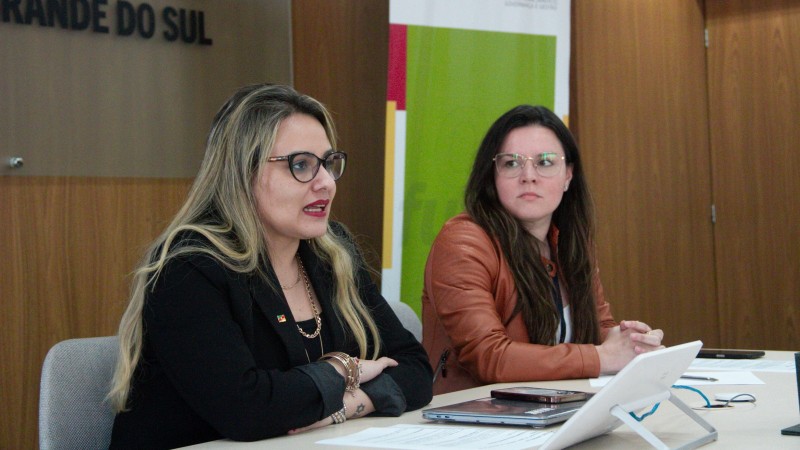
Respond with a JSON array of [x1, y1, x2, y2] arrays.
[[355, 356, 399, 383], [598, 320, 665, 374], [288, 356, 398, 435]]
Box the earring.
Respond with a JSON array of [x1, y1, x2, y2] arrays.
[[563, 184, 569, 192]]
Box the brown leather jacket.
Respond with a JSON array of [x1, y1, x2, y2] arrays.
[[422, 213, 617, 395]]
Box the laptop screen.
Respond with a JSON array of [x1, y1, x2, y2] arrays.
[[425, 342, 714, 449], [781, 352, 800, 435], [540, 340, 706, 450], [795, 352, 800, 415]]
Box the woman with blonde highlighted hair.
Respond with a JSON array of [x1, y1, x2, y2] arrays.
[[108, 84, 432, 448]]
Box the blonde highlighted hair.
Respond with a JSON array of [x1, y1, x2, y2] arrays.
[[108, 84, 381, 412]]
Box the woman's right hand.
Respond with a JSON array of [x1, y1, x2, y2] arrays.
[[596, 321, 664, 374], [596, 326, 637, 374]]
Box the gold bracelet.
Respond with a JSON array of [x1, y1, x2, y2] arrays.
[[321, 353, 353, 388], [320, 352, 361, 393]]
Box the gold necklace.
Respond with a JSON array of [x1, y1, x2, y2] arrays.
[[279, 259, 301, 290], [302, 332, 324, 363], [296, 257, 322, 339]]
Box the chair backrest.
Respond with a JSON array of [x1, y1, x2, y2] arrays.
[[39, 336, 119, 450], [388, 301, 422, 342]]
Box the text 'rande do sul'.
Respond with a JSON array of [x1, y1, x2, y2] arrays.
[[1, 0, 214, 45]]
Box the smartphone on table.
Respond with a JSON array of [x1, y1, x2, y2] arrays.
[[697, 348, 765, 359], [490, 387, 591, 404]]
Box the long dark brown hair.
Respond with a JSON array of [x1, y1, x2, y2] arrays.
[[465, 105, 600, 345]]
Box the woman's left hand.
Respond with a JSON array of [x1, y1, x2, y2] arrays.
[[287, 416, 333, 435], [619, 320, 665, 354], [358, 356, 398, 384]]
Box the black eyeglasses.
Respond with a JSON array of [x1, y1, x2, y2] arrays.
[[267, 151, 347, 183]]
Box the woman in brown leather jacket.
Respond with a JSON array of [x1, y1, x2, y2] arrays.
[[422, 105, 664, 395]]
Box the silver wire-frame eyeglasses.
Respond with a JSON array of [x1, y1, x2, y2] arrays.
[[493, 152, 566, 178]]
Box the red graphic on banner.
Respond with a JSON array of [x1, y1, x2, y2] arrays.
[[387, 24, 407, 110]]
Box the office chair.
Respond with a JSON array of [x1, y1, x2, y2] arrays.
[[388, 301, 423, 342], [39, 336, 118, 450]]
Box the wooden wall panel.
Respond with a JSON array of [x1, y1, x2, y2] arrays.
[[0, 177, 190, 448], [0, 0, 291, 178], [706, 0, 800, 350], [571, 0, 719, 346], [0, 3, 389, 447], [3, 4, 292, 441], [291, 0, 390, 271]]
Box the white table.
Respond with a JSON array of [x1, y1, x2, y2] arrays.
[[183, 351, 798, 449]]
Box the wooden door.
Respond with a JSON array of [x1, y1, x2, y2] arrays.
[[0, 177, 191, 449], [706, 0, 800, 350], [572, 0, 719, 346]]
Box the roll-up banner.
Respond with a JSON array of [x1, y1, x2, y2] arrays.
[[383, 0, 571, 312]]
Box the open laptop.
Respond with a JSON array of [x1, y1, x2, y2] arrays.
[[422, 396, 591, 428], [781, 352, 800, 436], [424, 341, 716, 449], [540, 340, 715, 449]]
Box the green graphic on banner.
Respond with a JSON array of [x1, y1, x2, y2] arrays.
[[402, 26, 556, 312]]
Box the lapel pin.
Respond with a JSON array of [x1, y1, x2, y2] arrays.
[[277, 314, 287, 323]]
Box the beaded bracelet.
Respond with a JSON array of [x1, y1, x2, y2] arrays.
[[331, 404, 347, 424], [320, 352, 361, 393]]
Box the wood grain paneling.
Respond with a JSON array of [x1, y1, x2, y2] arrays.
[[4, 2, 797, 449], [291, 0, 390, 271], [572, 0, 718, 346], [0, 176, 190, 448], [706, 0, 800, 350], [1, 3, 389, 448]]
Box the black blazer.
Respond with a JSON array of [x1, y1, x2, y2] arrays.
[[110, 224, 433, 449]]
